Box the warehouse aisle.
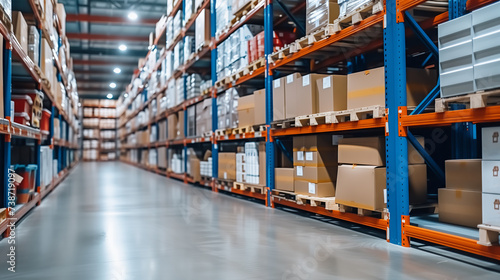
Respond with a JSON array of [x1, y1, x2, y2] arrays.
[[1, 162, 499, 279]]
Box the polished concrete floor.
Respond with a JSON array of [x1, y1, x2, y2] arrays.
[[1, 162, 499, 279]]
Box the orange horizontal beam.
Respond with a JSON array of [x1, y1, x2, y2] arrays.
[[272, 197, 388, 230], [405, 225, 500, 261], [66, 14, 157, 25], [66, 33, 147, 42], [272, 118, 385, 137], [401, 106, 500, 127]]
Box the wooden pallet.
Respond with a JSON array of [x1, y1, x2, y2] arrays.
[[202, 131, 212, 138], [252, 124, 267, 132], [295, 112, 329, 127], [230, 0, 262, 26], [215, 128, 232, 136], [331, 0, 384, 33], [477, 224, 500, 246], [243, 57, 265, 75], [272, 189, 297, 201], [296, 195, 338, 211], [327, 105, 385, 123], [435, 89, 500, 112], [339, 204, 389, 220], [233, 182, 266, 194], [271, 118, 296, 129], [269, 44, 292, 63], [232, 125, 255, 135]]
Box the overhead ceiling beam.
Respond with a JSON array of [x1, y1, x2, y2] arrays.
[[67, 33, 147, 42], [66, 14, 157, 25], [70, 47, 146, 57], [73, 59, 138, 66], [74, 70, 135, 75]]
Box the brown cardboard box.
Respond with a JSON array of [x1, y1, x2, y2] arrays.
[[338, 137, 385, 166], [409, 164, 428, 205], [347, 67, 437, 109], [254, 89, 266, 125], [293, 136, 306, 166], [445, 159, 482, 191], [304, 134, 337, 152], [273, 77, 286, 121], [302, 166, 337, 183], [12, 12, 28, 53], [304, 150, 338, 167], [295, 180, 335, 197], [167, 114, 178, 140], [177, 111, 185, 139], [158, 147, 167, 168], [218, 152, 236, 180], [275, 168, 294, 192], [189, 157, 201, 182], [259, 144, 266, 185], [317, 75, 347, 113], [41, 39, 53, 81], [285, 73, 302, 118], [438, 188, 482, 228], [336, 165, 387, 211], [295, 74, 329, 117], [237, 94, 255, 127]]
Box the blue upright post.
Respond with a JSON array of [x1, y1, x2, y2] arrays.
[[2, 40, 12, 210], [210, 0, 218, 184], [385, 0, 409, 246], [58, 114, 62, 172], [264, 0, 275, 206], [183, 74, 188, 182]]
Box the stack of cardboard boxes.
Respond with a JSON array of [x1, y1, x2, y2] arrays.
[[482, 127, 500, 228], [439, 159, 482, 227], [218, 143, 266, 184], [336, 136, 427, 211], [292, 135, 338, 197], [236, 89, 266, 127]]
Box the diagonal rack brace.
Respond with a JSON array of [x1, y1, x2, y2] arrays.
[[404, 12, 439, 59], [274, 0, 306, 36], [407, 130, 445, 184]]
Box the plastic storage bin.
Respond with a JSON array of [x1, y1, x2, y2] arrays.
[[14, 164, 38, 204], [14, 112, 30, 126], [12, 95, 33, 115], [41, 109, 51, 132]]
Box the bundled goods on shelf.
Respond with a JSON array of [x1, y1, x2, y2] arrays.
[[141, 149, 149, 167], [200, 80, 211, 93], [83, 108, 93, 117], [187, 148, 203, 182], [101, 142, 116, 150], [176, 78, 184, 105], [236, 89, 265, 127], [83, 129, 99, 139], [195, 8, 210, 51], [173, 9, 182, 39], [28, 25, 40, 65], [169, 150, 185, 174], [166, 79, 176, 109], [195, 98, 212, 136], [83, 150, 98, 161], [215, 0, 233, 37], [481, 126, 500, 228], [40, 146, 54, 189], [0, 0, 11, 19], [149, 149, 158, 168], [135, 128, 151, 145], [11, 89, 43, 128], [231, 0, 254, 16], [83, 118, 99, 128], [53, 118, 60, 139], [137, 110, 149, 126], [216, 24, 263, 81], [83, 99, 100, 107], [184, 36, 195, 64], [150, 125, 158, 143], [158, 147, 167, 169], [100, 130, 116, 140], [200, 154, 213, 177], [166, 16, 174, 48], [99, 108, 117, 118], [99, 119, 116, 129], [147, 73, 158, 99], [168, 111, 185, 139], [236, 153, 245, 183], [100, 99, 116, 107], [186, 74, 202, 99], [335, 136, 427, 210], [12, 164, 37, 204], [83, 140, 98, 149], [219, 143, 265, 183], [159, 120, 167, 141], [149, 98, 158, 118], [12, 11, 28, 54], [186, 105, 196, 137], [305, 0, 339, 35], [247, 31, 295, 64], [217, 88, 239, 130], [155, 15, 167, 40]]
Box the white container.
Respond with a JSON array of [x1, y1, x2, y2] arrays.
[[482, 161, 500, 194], [482, 193, 500, 227], [482, 126, 500, 160]]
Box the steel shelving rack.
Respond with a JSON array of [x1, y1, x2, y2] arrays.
[[119, 0, 500, 261], [83, 101, 118, 161], [0, 1, 80, 237]]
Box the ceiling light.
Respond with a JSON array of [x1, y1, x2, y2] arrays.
[[119, 44, 127, 51], [113, 67, 121, 74], [78, 102, 82, 107], [128, 12, 138, 21], [109, 82, 117, 88], [107, 93, 113, 99]]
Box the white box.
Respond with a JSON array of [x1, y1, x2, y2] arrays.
[[482, 126, 500, 160], [483, 161, 500, 194], [482, 193, 500, 227], [236, 172, 246, 183]]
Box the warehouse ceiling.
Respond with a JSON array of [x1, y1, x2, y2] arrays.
[[58, 0, 166, 99]]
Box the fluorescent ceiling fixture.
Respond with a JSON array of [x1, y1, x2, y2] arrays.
[[128, 12, 138, 20], [113, 67, 121, 74], [109, 82, 117, 88], [107, 93, 113, 99], [119, 44, 127, 51]]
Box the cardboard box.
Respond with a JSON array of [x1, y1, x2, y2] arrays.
[[273, 77, 286, 121], [482, 161, 500, 194], [482, 126, 500, 160], [338, 137, 385, 166], [293, 136, 306, 166], [445, 159, 482, 191], [158, 147, 167, 168], [304, 134, 337, 152], [438, 188, 482, 228], [259, 143, 266, 185], [347, 67, 437, 109], [295, 74, 329, 117], [12, 12, 28, 53], [177, 111, 184, 139], [409, 164, 428, 205], [254, 89, 265, 125], [302, 166, 337, 183], [295, 180, 335, 197], [237, 94, 255, 127], [317, 75, 347, 113], [304, 150, 338, 167], [285, 73, 302, 118], [167, 114, 178, 140], [482, 193, 500, 227], [195, 8, 210, 50], [189, 157, 201, 182], [41, 39, 53, 82], [218, 152, 236, 180], [336, 165, 387, 211], [275, 168, 294, 192]]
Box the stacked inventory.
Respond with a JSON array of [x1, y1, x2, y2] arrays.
[[82, 100, 117, 161], [481, 127, 500, 229]]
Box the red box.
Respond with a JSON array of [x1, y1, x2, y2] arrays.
[[41, 109, 51, 132], [256, 31, 265, 60], [247, 39, 255, 64], [14, 112, 31, 126], [12, 95, 33, 115], [273, 31, 296, 51]]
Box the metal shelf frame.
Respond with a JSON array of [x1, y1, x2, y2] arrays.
[[117, 0, 500, 262]]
